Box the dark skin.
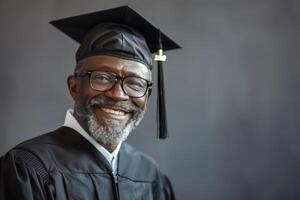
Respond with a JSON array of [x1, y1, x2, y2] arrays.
[[67, 55, 152, 152]]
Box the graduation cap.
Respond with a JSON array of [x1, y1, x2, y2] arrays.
[[50, 5, 181, 139]]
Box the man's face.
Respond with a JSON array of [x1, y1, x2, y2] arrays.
[[68, 55, 152, 146]]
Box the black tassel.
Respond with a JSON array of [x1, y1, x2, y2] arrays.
[[157, 59, 168, 139], [156, 30, 168, 139]]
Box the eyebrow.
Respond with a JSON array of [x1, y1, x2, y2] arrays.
[[86, 65, 147, 77], [89, 66, 113, 72]]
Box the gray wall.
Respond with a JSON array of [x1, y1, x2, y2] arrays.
[[1, 0, 300, 199]]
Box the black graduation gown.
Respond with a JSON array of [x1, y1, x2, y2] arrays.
[[0, 127, 175, 200]]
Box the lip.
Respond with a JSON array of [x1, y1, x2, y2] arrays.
[[93, 105, 130, 120], [101, 105, 130, 113]]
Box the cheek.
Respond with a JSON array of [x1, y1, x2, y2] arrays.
[[77, 84, 100, 105], [132, 96, 147, 109]]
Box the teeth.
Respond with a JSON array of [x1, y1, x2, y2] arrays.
[[101, 108, 125, 116]]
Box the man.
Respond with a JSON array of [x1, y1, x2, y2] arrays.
[[0, 6, 180, 200]]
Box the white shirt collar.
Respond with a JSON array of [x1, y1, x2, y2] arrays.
[[63, 109, 121, 174]]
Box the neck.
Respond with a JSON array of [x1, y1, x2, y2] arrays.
[[100, 143, 118, 153], [73, 112, 90, 132]]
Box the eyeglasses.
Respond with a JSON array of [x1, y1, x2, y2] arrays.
[[74, 70, 152, 98]]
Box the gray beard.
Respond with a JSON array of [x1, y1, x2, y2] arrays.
[[74, 98, 146, 145]]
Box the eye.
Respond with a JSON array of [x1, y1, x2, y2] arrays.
[[124, 77, 147, 91], [91, 72, 114, 84]]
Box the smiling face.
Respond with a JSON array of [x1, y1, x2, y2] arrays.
[[68, 55, 152, 150]]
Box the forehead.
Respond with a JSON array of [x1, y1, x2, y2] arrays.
[[77, 55, 151, 79]]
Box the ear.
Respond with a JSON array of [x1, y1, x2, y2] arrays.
[[147, 88, 152, 97], [67, 75, 79, 100]]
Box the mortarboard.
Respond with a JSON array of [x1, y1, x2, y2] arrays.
[[50, 5, 181, 139]]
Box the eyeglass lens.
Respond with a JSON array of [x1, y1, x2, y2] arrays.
[[90, 71, 149, 97]]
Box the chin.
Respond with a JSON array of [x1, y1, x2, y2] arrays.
[[87, 114, 132, 145]]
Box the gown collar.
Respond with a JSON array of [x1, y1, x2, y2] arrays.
[[63, 109, 121, 174]]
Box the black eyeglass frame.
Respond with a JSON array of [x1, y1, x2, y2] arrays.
[[74, 70, 153, 98]]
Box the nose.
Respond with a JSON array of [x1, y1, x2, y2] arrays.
[[105, 81, 129, 101]]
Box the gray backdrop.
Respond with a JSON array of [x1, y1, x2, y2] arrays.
[[1, 0, 300, 199]]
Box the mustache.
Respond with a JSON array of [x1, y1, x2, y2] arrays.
[[89, 96, 140, 112]]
